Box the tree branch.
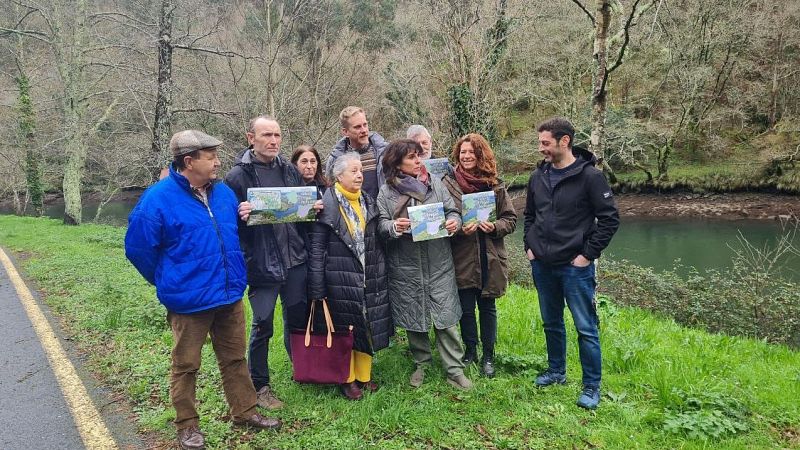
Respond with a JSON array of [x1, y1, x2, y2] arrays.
[[0, 26, 51, 44], [569, 0, 595, 26], [173, 108, 239, 117], [606, 0, 645, 76], [173, 43, 262, 60]]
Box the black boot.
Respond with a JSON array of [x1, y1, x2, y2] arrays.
[[462, 345, 478, 365], [481, 349, 495, 378]]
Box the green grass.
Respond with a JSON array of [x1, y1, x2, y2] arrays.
[[1, 215, 799, 449]]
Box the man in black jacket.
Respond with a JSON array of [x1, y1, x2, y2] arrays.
[[224, 115, 320, 411], [523, 117, 619, 410]]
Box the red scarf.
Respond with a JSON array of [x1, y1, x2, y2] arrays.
[[454, 164, 494, 194]]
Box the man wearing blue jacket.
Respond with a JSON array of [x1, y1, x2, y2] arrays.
[[524, 117, 620, 410], [125, 130, 281, 450]]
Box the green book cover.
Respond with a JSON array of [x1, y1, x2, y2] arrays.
[[246, 186, 317, 225], [408, 202, 448, 242], [461, 191, 497, 226]]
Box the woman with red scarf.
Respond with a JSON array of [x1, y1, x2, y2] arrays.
[[443, 133, 517, 378]]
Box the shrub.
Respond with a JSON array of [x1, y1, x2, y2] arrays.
[[599, 259, 800, 347]]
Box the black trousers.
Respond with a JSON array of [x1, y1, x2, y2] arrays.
[[247, 264, 309, 390], [458, 288, 497, 355]]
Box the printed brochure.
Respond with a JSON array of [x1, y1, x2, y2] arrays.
[[408, 202, 448, 242], [247, 186, 317, 225], [461, 191, 497, 226]]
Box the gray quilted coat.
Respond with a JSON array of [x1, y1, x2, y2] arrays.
[[376, 177, 462, 332]]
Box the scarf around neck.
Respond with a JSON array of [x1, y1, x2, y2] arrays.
[[454, 164, 494, 194], [393, 165, 430, 201], [334, 182, 366, 268]]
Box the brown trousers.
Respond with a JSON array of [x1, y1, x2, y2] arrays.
[[168, 300, 257, 430]]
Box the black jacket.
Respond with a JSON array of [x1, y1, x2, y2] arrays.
[[307, 189, 392, 355], [224, 148, 307, 286], [523, 147, 620, 265]]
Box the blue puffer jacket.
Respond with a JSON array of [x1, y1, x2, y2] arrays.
[[125, 165, 247, 314]]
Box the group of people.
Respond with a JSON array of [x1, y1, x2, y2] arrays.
[[124, 107, 619, 450]]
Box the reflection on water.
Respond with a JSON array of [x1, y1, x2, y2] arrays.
[[511, 217, 800, 281], [0, 197, 138, 227]]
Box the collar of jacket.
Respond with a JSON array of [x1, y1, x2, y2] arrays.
[[537, 146, 596, 175], [316, 190, 377, 265], [168, 163, 217, 196], [334, 131, 387, 154], [235, 147, 302, 185]]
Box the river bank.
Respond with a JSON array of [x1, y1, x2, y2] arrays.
[[2, 189, 799, 223], [510, 192, 800, 220]]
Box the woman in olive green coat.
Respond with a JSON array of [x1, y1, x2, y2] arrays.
[[376, 139, 473, 391], [443, 133, 517, 378]]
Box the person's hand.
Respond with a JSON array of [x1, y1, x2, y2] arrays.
[[572, 254, 592, 267], [394, 217, 412, 233], [312, 199, 324, 212], [445, 219, 458, 234], [238, 201, 253, 222], [478, 221, 496, 233], [462, 222, 479, 235], [526, 249, 535, 261]]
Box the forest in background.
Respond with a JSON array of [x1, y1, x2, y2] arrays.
[[1, 0, 799, 223]]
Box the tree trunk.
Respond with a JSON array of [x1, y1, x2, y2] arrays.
[[151, 0, 175, 181], [59, 0, 89, 225], [769, 31, 782, 129], [590, 0, 611, 163], [16, 73, 43, 216]]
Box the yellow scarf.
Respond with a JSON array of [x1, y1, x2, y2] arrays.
[[335, 182, 365, 235]]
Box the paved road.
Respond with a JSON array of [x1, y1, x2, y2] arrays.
[[0, 250, 144, 450]]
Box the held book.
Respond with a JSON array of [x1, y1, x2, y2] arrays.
[[461, 191, 497, 226], [246, 186, 317, 225], [408, 202, 449, 242], [423, 158, 451, 178]]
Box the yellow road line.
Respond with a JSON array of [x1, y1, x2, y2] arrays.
[[0, 248, 117, 450]]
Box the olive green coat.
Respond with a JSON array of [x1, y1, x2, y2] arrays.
[[376, 177, 462, 332], [443, 176, 517, 299]]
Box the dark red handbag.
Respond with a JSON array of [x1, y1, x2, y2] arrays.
[[290, 298, 353, 384]]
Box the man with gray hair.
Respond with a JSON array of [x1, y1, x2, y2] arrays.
[[325, 106, 388, 199], [126, 130, 282, 450], [406, 124, 433, 160]]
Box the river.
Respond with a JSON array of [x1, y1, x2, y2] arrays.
[[4, 197, 799, 281]]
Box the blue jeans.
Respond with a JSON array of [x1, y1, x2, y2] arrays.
[[531, 260, 601, 388]]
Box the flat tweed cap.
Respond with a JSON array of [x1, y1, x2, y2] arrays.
[[170, 130, 223, 157]]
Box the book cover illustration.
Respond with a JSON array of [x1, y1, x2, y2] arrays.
[[408, 202, 449, 242], [461, 191, 497, 226], [423, 158, 451, 177], [246, 186, 317, 225]]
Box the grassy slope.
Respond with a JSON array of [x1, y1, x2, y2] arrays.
[[1, 215, 798, 449]]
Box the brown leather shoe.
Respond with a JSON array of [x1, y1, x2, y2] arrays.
[[255, 385, 284, 410], [357, 380, 379, 393], [177, 426, 205, 450], [339, 382, 363, 400], [233, 413, 282, 431]]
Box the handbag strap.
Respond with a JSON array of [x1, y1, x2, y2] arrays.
[[305, 298, 336, 348]]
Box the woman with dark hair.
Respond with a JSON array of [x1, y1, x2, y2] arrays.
[[376, 139, 473, 390], [291, 145, 328, 195], [442, 133, 516, 378], [307, 151, 391, 400]]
